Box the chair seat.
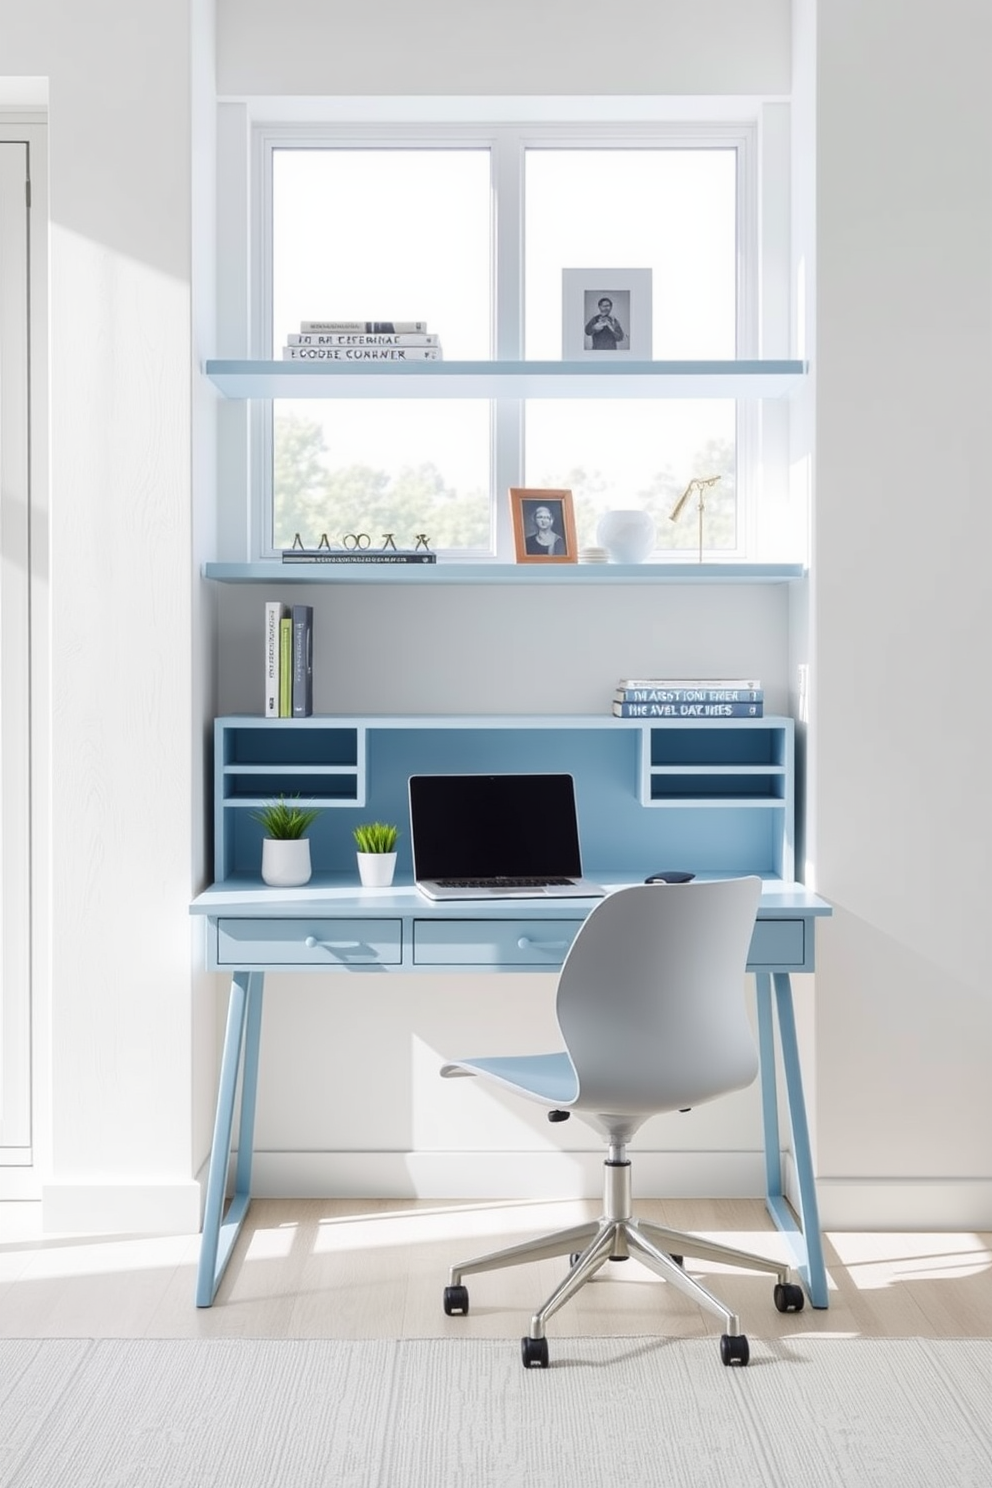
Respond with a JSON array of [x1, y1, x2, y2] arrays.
[[440, 1052, 578, 1105]]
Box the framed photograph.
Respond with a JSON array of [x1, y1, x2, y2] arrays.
[[509, 488, 578, 565], [562, 268, 653, 361]]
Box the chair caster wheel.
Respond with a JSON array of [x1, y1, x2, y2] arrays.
[[443, 1284, 469, 1316], [720, 1333, 750, 1366], [521, 1335, 549, 1369], [774, 1282, 805, 1313]]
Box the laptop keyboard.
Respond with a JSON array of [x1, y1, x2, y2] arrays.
[[435, 876, 574, 888]]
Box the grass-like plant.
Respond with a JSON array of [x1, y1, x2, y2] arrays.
[[252, 794, 322, 840], [353, 821, 399, 854]]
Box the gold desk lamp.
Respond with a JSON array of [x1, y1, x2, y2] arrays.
[[669, 475, 722, 562]]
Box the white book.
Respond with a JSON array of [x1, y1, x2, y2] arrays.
[[282, 345, 442, 361], [300, 320, 428, 333], [616, 676, 762, 690], [286, 332, 440, 346], [264, 601, 289, 718]]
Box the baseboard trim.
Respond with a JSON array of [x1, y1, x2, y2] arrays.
[[245, 1150, 770, 1199], [41, 1181, 203, 1235], [813, 1178, 992, 1231]]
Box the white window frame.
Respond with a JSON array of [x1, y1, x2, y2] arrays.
[[223, 113, 788, 563]]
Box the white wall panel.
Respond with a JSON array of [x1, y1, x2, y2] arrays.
[[217, 0, 792, 99]]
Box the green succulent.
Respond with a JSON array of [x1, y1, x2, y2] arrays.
[[353, 821, 399, 854], [252, 794, 322, 840]]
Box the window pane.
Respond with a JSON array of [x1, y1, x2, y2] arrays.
[[524, 148, 738, 555], [271, 149, 492, 553], [525, 400, 738, 556], [273, 401, 492, 553], [524, 148, 737, 359]]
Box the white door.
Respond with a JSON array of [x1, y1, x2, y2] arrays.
[[0, 138, 33, 1165]]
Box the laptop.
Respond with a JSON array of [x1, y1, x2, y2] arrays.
[[409, 773, 605, 901]]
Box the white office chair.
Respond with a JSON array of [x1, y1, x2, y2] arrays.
[[440, 878, 805, 1368]]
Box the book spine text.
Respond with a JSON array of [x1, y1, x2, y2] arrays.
[[282, 346, 441, 361], [616, 688, 764, 703], [291, 605, 314, 718], [264, 601, 288, 718], [299, 320, 428, 333], [287, 332, 439, 346], [279, 618, 293, 717], [612, 702, 764, 718]]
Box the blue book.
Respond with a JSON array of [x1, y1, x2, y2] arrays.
[[612, 701, 764, 718], [615, 687, 764, 704], [291, 605, 314, 718]]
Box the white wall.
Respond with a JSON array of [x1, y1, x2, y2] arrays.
[[812, 0, 992, 1225], [0, 0, 209, 1230], [216, 0, 792, 98], [4, 0, 987, 1232]]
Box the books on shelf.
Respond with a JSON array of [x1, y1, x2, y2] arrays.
[[616, 677, 762, 691], [287, 332, 440, 347], [291, 604, 314, 718], [265, 600, 314, 719], [299, 320, 429, 333], [279, 617, 293, 717], [281, 549, 436, 565], [615, 687, 764, 704], [613, 701, 763, 718], [264, 601, 288, 717], [282, 345, 442, 361]]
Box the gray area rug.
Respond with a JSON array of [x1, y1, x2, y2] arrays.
[[2, 1336, 991, 1487]]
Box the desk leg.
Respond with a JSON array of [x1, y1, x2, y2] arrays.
[[195, 970, 264, 1307], [755, 971, 829, 1309]]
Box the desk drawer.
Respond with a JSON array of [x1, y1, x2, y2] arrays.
[[413, 919, 582, 968], [748, 919, 806, 969], [216, 917, 402, 967]]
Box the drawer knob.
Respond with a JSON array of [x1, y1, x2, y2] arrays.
[[305, 934, 378, 961], [517, 937, 569, 953]]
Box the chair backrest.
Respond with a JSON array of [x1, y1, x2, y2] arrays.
[[555, 878, 762, 1117]]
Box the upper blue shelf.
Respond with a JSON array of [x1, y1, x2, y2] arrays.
[[204, 358, 807, 400], [202, 561, 806, 584]]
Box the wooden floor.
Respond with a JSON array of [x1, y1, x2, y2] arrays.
[[2, 1197, 991, 1342]]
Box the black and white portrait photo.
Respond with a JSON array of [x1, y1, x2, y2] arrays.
[[562, 268, 653, 360], [582, 290, 629, 351], [509, 488, 578, 565]]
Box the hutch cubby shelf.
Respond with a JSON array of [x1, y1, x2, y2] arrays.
[[214, 713, 796, 887], [204, 358, 807, 400]]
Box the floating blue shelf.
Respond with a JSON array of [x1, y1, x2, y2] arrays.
[[202, 561, 806, 585], [204, 358, 807, 400]]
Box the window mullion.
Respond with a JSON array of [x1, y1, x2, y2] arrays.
[[492, 131, 524, 558]]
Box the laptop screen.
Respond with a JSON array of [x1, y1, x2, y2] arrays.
[[409, 773, 584, 881]]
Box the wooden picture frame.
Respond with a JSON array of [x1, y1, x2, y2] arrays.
[[562, 267, 653, 360], [509, 488, 578, 565]]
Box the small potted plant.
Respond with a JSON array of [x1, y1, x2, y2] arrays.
[[353, 820, 400, 887], [252, 795, 322, 887]]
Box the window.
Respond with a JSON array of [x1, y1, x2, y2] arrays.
[[254, 123, 759, 561]]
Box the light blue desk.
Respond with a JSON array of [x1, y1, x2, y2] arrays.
[[191, 714, 832, 1309], [190, 875, 831, 1309]]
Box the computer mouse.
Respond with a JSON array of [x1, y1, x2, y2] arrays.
[[644, 871, 696, 884]]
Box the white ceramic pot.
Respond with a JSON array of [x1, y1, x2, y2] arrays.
[[357, 851, 397, 888], [596, 509, 656, 564], [261, 837, 312, 887]]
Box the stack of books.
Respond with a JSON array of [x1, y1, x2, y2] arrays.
[[281, 320, 443, 363], [264, 602, 314, 718], [611, 677, 764, 718]]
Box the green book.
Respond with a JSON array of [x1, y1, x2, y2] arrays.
[[279, 616, 293, 717]]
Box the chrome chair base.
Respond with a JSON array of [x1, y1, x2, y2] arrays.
[[445, 1154, 796, 1344]]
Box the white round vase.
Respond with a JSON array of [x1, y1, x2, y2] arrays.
[[596, 509, 656, 564], [357, 851, 397, 888], [261, 837, 312, 887]]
